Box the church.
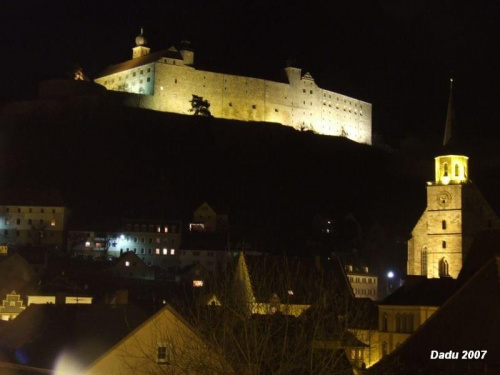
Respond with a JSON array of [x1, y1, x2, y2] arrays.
[[94, 29, 372, 145], [407, 79, 499, 279]]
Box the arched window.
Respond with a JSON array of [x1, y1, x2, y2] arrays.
[[439, 258, 450, 277], [455, 164, 459, 177], [442, 220, 447, 230], [442, 240, 447, 249], [443, 163, 449, 177], [421, 248, 428, 276]]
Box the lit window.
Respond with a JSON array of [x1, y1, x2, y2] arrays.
[[287, 290, 294, 296], [51, 219, 56, 226], [170, 249, 175, 255], [163, 248, 168, 255], [164, 226, 168, 233], [157, 226, 161, 233], [156, 248, 160, 255], [125, 261, 130, 267], [85, 241, 91, 248], [193, 280, 204, 287]]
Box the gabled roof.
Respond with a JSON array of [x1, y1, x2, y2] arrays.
[[0, 304, 155, 370], [240, 254, 352, 305]]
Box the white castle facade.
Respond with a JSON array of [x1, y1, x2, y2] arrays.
[[95, 31, 372, 144]]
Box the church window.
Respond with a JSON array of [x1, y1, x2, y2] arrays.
[[228, 102, 232, 107], [442, 220, 447, 230], [174, 79, 177, 83], [303, 89, 306, 93], [439, 258, 449, 277], [275, 108, 278, 112], [421, 248, 428, 276], [252, 105, 256, 109], [455, 164, 459, 176], [443, 163, 449, 177], [442, 241, 447, 248]]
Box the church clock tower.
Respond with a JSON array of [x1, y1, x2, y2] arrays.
[[407, 79, 499, 279]]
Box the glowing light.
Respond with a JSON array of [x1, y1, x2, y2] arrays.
[[120, 234, 125, 240], [193, 280, 204, 287], [387, 271, 394, 278], [288, 290, 294, 296], [170, 249, 175, 255], [54, 352, 83, 375], [163, 248, 168, 255], [51, 219, 56, 226], [125, 261, 130, 267], [85, 241, 90, 248]]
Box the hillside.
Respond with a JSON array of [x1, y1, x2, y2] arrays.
[[4, 81, 498, 273]]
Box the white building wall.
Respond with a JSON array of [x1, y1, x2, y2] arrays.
[[95, 51, 372, 145]]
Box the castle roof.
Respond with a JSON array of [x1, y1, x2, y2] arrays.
[[96, 47, 183, 78]]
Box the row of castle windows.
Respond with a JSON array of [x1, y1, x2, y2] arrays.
[[3, 207, 57, 214], [118, 248, 175, 255], [4, 218, 56, 226], [2, 230, 56, 238], [354, 288, 376, 296], [348, 276, 377, 284]]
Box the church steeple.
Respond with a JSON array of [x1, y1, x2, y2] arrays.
[[434, 78, 469, 185], [443, 78, 454, 146]]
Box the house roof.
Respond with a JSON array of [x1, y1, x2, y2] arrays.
[[0, 304, 155, 371], [241, 254, 352, 305], [378, 275, 458, 307]]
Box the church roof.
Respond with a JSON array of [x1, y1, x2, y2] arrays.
[[440, 78, 464, 155], [96, 47, 183, 78]]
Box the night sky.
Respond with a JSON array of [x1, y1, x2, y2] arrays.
[[1, 0, 500, 147]]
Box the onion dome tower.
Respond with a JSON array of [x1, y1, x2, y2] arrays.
[[132, 27, 150, 59]]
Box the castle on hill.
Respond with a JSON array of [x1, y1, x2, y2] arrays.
[[94, 29, 372, 145]]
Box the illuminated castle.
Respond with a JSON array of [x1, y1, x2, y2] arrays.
[[95, 29, 372, 144], [407, 80, 499, 279]]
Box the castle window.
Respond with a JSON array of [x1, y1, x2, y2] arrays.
[[442, 220, 447, 230], [442, 240, 447, 248], [310, 90, 313, 94], [133, 72, 136, 77], [303, 89, 306, 93], [140, 70, 143, 75], [147, 77, 150, 82]]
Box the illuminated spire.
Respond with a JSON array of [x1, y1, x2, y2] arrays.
[[443, 78, 454, 146]]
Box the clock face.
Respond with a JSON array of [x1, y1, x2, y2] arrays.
[[438, 191, 452, 207]]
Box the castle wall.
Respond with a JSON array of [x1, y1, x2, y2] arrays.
[[95, 56, 372, 144]]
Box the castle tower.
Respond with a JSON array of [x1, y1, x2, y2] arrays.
[[180, 40, 194, 66], [132, 28, 150, 59], [407, 79, 499, 279]]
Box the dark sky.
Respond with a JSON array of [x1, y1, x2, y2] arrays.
[[1, 0, 500, 146]]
